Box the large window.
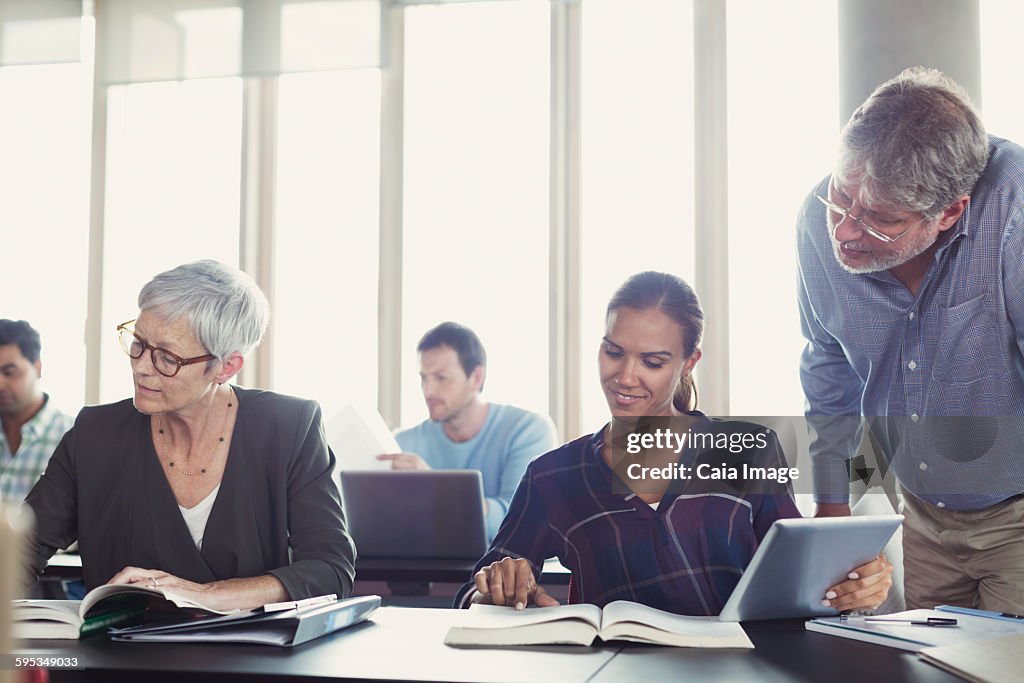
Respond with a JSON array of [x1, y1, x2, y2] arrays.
[[0, 62, 91, 412], [4, 0, 908, 439], [980, 0, 1024, 142], [100, 79, 242, 403], [726, 0, 839, 416], [273, 69, 382, 420], [579, 0, 696, 432], [400, 1, 551, 427]]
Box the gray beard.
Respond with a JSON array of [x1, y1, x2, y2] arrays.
[[829, 223, 939, 274]]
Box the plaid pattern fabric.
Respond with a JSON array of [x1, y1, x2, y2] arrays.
[[0, 394, 74, 504], [798, 136, 1024, 509], [455, 419, 800, 616]]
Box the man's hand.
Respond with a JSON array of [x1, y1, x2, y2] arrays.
[[821, 554, 894, 611], [814, 503, 852, 517], [472, 557, 560, 610], [376, 452, 431, 470]]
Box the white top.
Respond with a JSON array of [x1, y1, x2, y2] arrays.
[[178, 484, 221, 549]]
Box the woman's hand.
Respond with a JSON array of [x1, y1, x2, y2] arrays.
[[107, 566, 219, 604], [473, 557, 560, 610], [821, 554, 894, 612], [107, 567, 288, 611]]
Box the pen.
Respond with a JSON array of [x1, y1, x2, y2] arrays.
[[862, 617, 958, 626], [936, 605, 1024, 622], [262, 593, 337, 613]]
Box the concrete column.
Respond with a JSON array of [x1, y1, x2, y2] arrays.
[[837, 0, 980, 124]]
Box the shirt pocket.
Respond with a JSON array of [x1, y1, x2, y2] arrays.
[[930, 294, 998, 386]]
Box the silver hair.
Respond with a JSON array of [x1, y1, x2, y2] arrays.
[[138, 260, 269, 360], [835, 67, 989, 220]]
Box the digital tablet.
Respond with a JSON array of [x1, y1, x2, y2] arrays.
[[718, 515, 903, 622]]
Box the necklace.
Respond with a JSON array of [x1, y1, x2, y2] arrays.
[[156, 387, 234, 476]]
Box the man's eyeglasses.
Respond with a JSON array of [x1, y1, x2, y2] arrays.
[[816, 192, 928, 244], [117, 320, 216, 378]]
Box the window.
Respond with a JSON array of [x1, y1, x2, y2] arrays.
[[726, 0, 839, 416], [400, 1, 551, 426], [980, 0, 1024, 142], [100, 79, 242, 402], [0, 62, 91, 411], [273, 69, 382, 419], [579, 0, 696, 431]]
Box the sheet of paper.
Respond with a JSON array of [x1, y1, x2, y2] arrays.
[[326, 403, 400, 471], [920, 633, 1024, 683], [812, 609, 1024, 649]]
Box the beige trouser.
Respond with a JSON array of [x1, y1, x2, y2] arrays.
[[902, 493, 1024, 613]]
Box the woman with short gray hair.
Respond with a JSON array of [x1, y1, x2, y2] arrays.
[[25, 260, 355, 610]]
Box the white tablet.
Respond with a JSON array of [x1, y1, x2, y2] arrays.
[[718, 515, 903, 622]]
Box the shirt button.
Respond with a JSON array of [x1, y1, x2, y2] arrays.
[[911, 413, 919, 422], [908, 311, 915, 320], [937, 502, 946, 508], [908, 361, 917, 370], [919, 462, 928, 471]]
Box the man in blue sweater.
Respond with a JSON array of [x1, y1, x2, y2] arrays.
[[377, 322, 557, 540]]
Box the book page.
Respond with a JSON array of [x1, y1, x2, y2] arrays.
[[12, 600, 83, 626], [601, 600, 739, 637], [463, 603, 603, 630], [598, 620, 753, 649], [80, 584, 242, 618], [326, 403, 399, 471]]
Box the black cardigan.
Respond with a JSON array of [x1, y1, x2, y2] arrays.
[[25, 387, 355, 599]]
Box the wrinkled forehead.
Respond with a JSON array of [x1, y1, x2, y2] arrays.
[[831, 167, 904, 214], [135, 309, 202, 351]]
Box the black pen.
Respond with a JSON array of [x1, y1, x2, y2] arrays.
[[862, 617, 958, 626]]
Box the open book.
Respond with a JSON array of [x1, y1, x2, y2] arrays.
[[444, 601, 753, 648], [13, 583, 239, 639]]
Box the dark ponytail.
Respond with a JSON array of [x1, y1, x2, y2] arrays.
[[606, 271, 704, 412]]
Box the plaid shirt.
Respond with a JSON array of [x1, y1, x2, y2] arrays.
[[0, 394, 74, 504], [455, 417, 800, 616], [799, 136, 1024, 510]]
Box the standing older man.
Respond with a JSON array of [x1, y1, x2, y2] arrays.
[[798, 67, 1024, 612], [0, 320, 74, 504]]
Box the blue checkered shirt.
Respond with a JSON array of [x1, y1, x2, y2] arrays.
[[0, 395, 74, 504], [798, 136, 1024, 510]]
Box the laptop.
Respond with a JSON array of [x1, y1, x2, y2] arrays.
[[718, 515, 904, 622], [340, 470, 488, 560]]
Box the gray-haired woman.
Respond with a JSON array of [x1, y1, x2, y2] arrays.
[[25, 260, 355, 610]]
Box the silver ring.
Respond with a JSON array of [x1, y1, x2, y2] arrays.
[[150, 577, 159, 588]]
